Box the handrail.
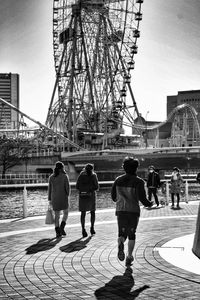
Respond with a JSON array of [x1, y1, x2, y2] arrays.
[[0, 177, 199, 188], [0, 181, 114, 189]]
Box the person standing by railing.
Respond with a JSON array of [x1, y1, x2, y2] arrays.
[[48, 161, 70, 238], [147, 165, 161, 207], [170, 167, 184, 209]]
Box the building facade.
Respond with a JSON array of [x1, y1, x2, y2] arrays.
[[0, 73, 19, 129], [167, 90, 200, 118]]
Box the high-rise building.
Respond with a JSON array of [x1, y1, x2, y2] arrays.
[[0, 73, 19, 129]]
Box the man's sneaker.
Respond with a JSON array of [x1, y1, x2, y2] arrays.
[[118, 242, 125, 261], [90, 227, 96, 235], [125, 255, 134, 266]]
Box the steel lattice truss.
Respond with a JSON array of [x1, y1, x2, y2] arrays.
[[46, 0, 143, 146], [133, 103, 200, 146]]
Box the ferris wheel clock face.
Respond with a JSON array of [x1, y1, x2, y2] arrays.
[[49, 0, 143, 143]]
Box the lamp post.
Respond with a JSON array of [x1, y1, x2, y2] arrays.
[[145, 111, 149, 148]]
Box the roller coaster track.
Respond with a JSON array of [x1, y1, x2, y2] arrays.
[[133, 103, 200, 135]]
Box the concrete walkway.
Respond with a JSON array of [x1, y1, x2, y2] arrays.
[[0, 201, 200, 299]]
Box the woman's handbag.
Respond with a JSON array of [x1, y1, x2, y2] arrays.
[[45, 205, 54, 224], [79, 191, 92, 200]]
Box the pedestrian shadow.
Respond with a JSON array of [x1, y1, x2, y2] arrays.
[[60, 236, 92, 253], [25, 237, 61, 254], [94, 267, 150, 299], [171, 206, 183, 210], [145, 205, 163, 210]]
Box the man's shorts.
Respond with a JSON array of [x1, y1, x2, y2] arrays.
[[117, 212, 139, 240]]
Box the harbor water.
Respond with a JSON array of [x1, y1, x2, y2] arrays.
[[0, 187, 116, 220], [1, 183, 200, 220]]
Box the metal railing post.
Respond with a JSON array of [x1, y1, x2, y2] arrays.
[[185, 180, 189, 203], [23, 185, 28, 218], [166, 181, 169, 205]]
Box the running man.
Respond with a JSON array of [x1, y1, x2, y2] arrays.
[[111, 157, 153, 266]]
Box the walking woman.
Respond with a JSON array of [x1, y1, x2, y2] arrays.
[[48, 161, 70, 238], [76, 164, 99, 237], [170, 167, 183, 209]]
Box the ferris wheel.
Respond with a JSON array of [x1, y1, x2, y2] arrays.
[[46, 0, 143, 147]]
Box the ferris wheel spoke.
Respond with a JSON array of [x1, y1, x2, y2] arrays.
[[79, 19, 98, 120]]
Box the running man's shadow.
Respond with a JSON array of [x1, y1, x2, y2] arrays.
[[25, 237, 61, 254], [94, 267, 150, 299], [60, 236, 92, 253]]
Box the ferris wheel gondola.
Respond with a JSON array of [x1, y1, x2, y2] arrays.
[[46, 0, 144, 148]]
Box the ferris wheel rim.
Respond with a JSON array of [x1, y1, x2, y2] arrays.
[[52, 0, 143, 75], [47, 0, 144, 146]]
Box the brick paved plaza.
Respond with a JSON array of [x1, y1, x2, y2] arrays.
[[0, 202, 200, 299]]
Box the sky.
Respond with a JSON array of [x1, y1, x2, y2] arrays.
[[0, 0, 200, 125]]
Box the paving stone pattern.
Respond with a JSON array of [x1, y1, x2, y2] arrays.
[[0, 203, 200, 299]]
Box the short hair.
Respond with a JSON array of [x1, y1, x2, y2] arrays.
[[123, 157, 139, 175], [173, 167, 179, 172], [148, 165, 155, 170], [85, 163, 94, 176], [85, 163, 93, 171]]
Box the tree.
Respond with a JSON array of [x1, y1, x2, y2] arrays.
[[0, 138, 32, 177]]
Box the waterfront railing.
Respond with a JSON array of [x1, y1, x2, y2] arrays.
[[0, 172, 198, 185], [1, 179, 199, 218]]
